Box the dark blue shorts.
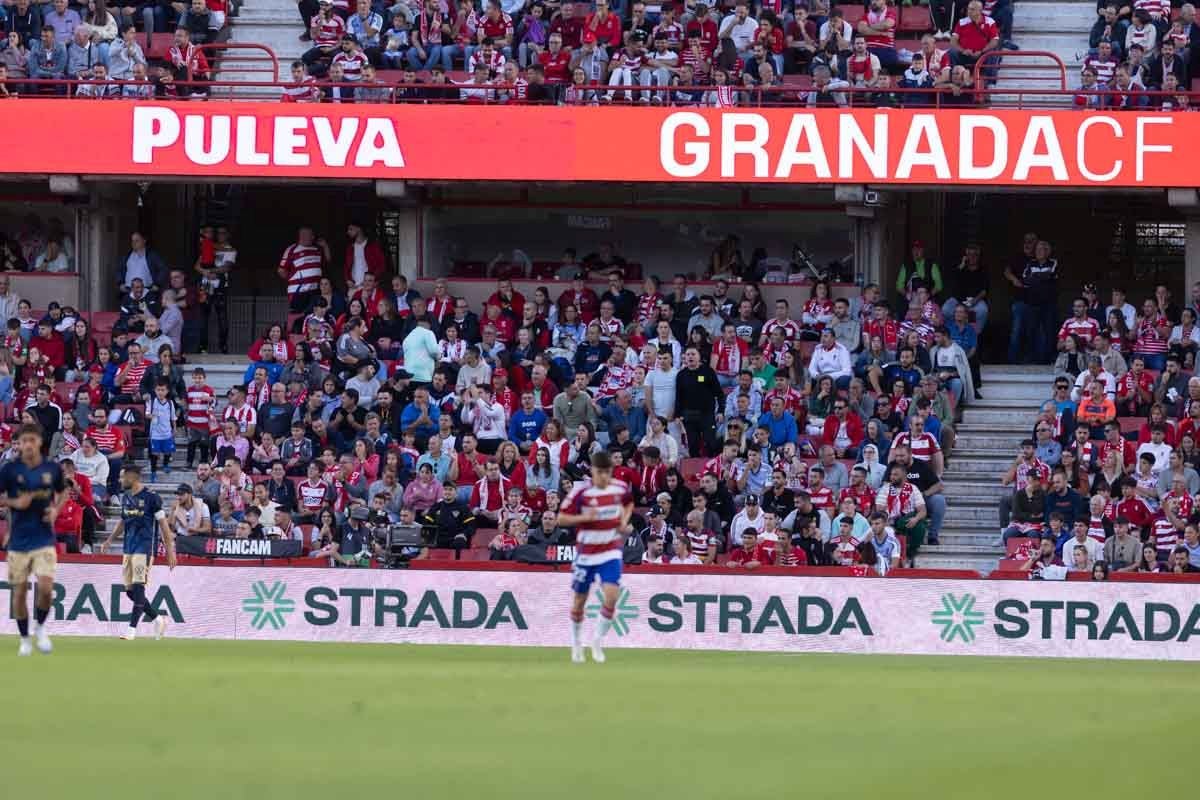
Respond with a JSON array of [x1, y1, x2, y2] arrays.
[[570, 559, 621, 595]]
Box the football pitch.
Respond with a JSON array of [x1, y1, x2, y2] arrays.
[[5, 638, 1195, 799]]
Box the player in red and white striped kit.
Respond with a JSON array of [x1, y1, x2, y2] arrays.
[[557, 451, 634, 664]]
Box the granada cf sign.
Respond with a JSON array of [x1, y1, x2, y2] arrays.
[[0, 100, 1191, 187]]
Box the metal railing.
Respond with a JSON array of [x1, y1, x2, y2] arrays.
[[3, 75, 1191, 111]]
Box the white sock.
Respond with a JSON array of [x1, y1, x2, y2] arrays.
[[570, 620, 582, 648], [594, 614, 614, 643]]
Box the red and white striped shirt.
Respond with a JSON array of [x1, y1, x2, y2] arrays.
[[186, 384, 215, 430], [564, 479, 632, 565], [761, 317, 801, 342], [762, 386, 805, 415], [281, 75, 321, 103], [1014, 457, 1050, 491], [118, 360, 148, 395], [703, 455, 737, 483], [1058, 317, 1100, 343], [223, 403, 257, 435], [1133, 0, 1169, 18], [299, 479, 329, 513], [1151, 514, 1180, 553], [864, 7, 897, 50], [892, 431, 941, 462], [279, 243, 324, 298], [712, 338, 747, 376], [1135, 315, 1168, 354], [808, 485, 835, 515], [468, 48, 506, 74], [685, 527, 718, 561], [332, 50, 368, 81], [310, 13, 346, 46], [876, 481, 925, 520], [595, 315, 622, 341], [1085, 515, 1108, 543], [85, 425, 123, 454]]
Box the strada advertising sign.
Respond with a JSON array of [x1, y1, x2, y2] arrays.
[[6, 565, 1200, 661], [0, 100, 1191, 187]]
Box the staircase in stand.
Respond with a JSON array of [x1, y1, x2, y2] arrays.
[[994, 0, 1094, 106], [918, 364, 1052, 572]]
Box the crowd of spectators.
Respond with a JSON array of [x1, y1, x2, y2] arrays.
[[204, 219, 987, 570], [0, 0, 225, 96], [1002, 270, 1200, 577], [0, 0, 1020, 105], [1076, 1, 1200, 109], [279, 0, 1014, 106]]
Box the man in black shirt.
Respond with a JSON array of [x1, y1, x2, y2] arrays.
[[674, 346, 724, 456], [599, 271, 638, 324], [329, 387, 368, 454], [420, 482, 478, 556], [941, 243, 990, 332], [887, 443, 945, 545], [761, 469, 795, 518]]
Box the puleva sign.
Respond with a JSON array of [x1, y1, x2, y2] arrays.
[[5, 566, 1200, 661]]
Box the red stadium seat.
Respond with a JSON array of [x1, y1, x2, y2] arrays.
[[899, 6, 932, 32], [839, 5, 867, 26], [679, 457, 706, 482]]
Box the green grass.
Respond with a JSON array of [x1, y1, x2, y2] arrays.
[[4, 638, 1196, 799]]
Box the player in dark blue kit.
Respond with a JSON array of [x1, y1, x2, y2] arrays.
[[100, 464, 176, 640], [0, 424, 66, 657]]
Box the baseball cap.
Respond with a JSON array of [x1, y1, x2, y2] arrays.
[[1115, 515, 1130, 525], [647, 506, 663, 518], [1082, 282, 1099, 294], [176, 484, 192, 495], [393, 369, 413, 380], [583, 31, 597, 43], [350, 506, 370, 521], [745, 494, 759, 505], [911, 239, 924, 248]]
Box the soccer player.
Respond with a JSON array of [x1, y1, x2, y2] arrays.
[[557, 450, 633, 664], [0, 424, 66, 656], [100, 464, 176, 640]]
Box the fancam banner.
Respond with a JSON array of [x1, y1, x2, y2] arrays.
[[5, 564, 1200, 661], [173, 536, 303, 559], [0, 100, 1191, 187]]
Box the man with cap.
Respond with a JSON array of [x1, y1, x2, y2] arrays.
[[419, 481, 477, 558], [170, 483, 211, 538], [1104, 515, 1141, 571], [330, 505, 374, 567], [896, 240, 942, 307], [730, 493, 766, 542]]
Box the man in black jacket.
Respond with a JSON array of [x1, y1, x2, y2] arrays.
[[1144, 39, 1188, 89], [420, 482, 477, 557], [675, 346, 724, 456]]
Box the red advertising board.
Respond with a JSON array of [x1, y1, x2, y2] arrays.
[[0, 99, 1187, 187]]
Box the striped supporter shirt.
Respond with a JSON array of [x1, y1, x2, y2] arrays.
[[85, 426, 122, 453], [311, 14, 346, 47], [562, 478, 632, 566], [186, 385, 215, 430], [279, 243, 325, 299], [119, 360, 148, 395]]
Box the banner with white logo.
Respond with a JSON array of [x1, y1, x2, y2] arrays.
[[6, 565, 1200, 661]]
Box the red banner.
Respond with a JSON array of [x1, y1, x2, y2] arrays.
[[0, 99, 1190, 186]]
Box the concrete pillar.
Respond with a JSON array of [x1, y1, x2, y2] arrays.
[[1186, 216, 1200, 296]]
